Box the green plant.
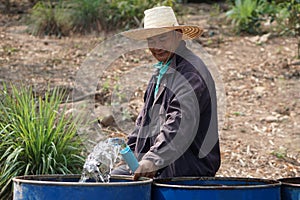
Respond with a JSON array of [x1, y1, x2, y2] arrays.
[[270, 3, 289, 32], [232, 111, 245, 116], [121, 108, 133, 121], [102, 80, 110, 92], [210, 3, 221, 18], [28, 0, 72, 36], [266, 0, 300, 58], [226, 0, 267, 34], [2, 46, 19, 55], [68, 0, 104, 33], [272, 147, 287, 159], [287, 0, 300, 58], [0, 84, 85, 199]]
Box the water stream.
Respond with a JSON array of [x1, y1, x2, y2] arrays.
[[79, 138, 125, 183]]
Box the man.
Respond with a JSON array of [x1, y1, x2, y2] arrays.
[[113, 6, 220, 180]]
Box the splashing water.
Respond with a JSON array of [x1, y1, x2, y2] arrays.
[[79, 138, 125, 183]]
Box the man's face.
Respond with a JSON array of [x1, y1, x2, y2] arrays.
[[147, 30, 182, 63]]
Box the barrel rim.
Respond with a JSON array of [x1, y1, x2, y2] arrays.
[[153, 176, 281, 190], [12, 174, 153, 186], [278, 177, 300, 187]]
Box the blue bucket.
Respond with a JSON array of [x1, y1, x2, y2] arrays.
[[13, 174, 152, 200], [278, 177, 300, 200], [152, 177, 281, 200]]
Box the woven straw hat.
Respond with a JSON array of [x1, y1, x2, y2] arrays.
[[122, 6, 203, 40]]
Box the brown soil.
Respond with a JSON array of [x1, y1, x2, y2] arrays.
[[0, 2, 299, 180]]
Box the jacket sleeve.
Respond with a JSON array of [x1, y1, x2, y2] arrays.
[[142, 71, 209, 168]]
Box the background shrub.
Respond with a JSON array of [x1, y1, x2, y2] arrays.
[[67, 0, 104, 34], [226, 0, 300, 35], [28, 0, 72, 36], [226, 0, 268, 34], [28, 0, 175, 36]]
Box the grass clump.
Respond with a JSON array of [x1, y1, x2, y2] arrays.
[[0, 84, 85, 199], [28, 0, 72, 36]]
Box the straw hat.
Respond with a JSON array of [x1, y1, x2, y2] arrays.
[[122, 6, 203, 40]]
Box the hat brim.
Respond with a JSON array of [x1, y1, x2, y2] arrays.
[[122, 25, 203, 40]]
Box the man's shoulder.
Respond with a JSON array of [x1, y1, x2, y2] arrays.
[[176, 54, 207, 76]]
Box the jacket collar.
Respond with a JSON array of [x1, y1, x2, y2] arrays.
[[151, 40, 187, 104]]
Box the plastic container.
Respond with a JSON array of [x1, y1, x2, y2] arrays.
[[278, 177, 300, 200], [108, 137, 139, 172], [120, 145, 139, 172], [13, 174, 152, 200], [152, 177, 281, 200]]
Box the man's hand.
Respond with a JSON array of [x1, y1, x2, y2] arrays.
[[133, 160, 158, 180], [115, 160, 126, 167]]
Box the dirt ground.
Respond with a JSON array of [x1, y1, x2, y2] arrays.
[[0, 2, 299, 180]]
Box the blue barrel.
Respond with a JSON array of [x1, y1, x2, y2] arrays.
[[278, 177, 300, 200], [13, 174, 152, 200], [152, 177, 281, 200]]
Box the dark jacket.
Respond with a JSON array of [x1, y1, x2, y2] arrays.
[[127, 41, 221, 178]]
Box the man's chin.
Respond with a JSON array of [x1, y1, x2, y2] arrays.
[[155, 56, 168, 63]]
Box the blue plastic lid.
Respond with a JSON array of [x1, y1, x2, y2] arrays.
[[120, 145, 130, 154]]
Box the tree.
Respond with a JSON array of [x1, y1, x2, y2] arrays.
[[5, 0, 10, 13]]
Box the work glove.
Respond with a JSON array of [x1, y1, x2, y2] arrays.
[[133, 159, 158, 180]]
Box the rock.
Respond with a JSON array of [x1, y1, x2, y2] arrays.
[[259, 33, 272, 44], [247, 36, 260, 43], [94, 105, 116, 127], [278, 58, 289, 69], [101, 115, 115, 127], [265, 116, 278, 123], [275, 106, 290, 115], [247, 33, 272, 44], [279, 115, 289, 122], [253, 86, 265, 94]]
